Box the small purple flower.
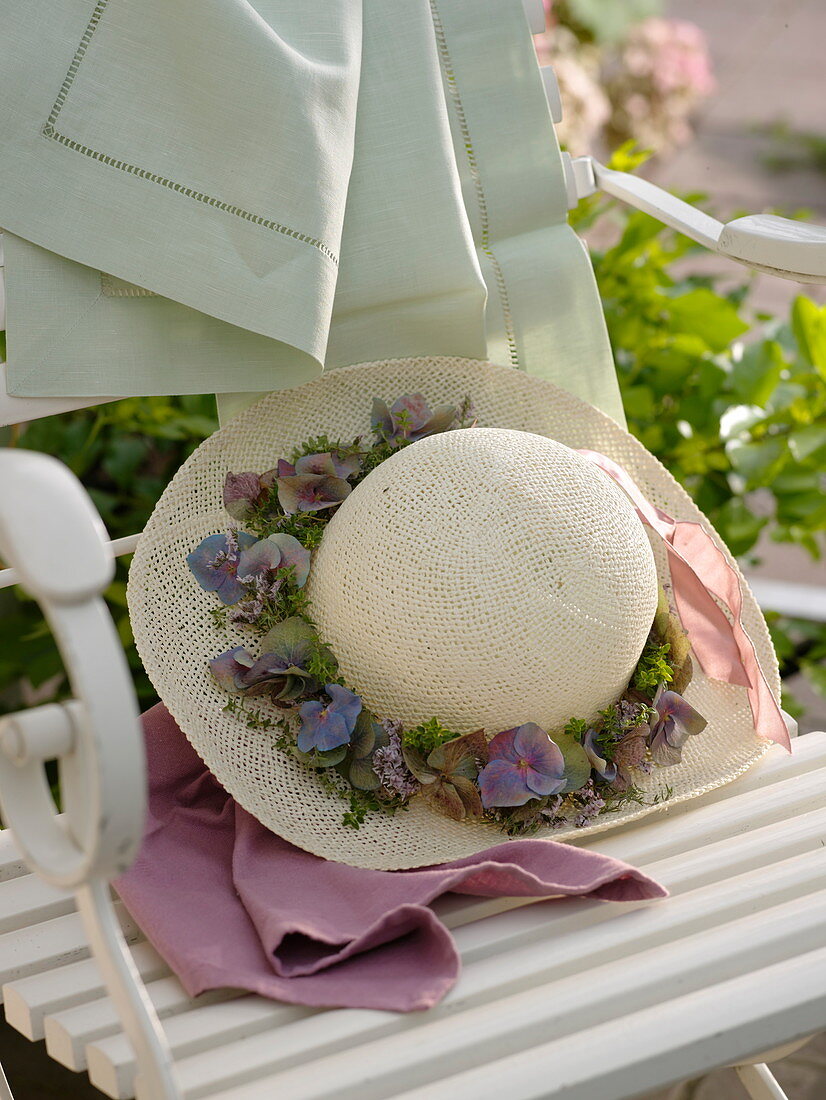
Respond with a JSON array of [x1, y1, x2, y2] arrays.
[[373, 720, 420, 799], [276, 473, 352, 515], [236, 533, 311, 588], [477, 723, 567, 808], [278, 452, 361, 479], [371, 394, 457, 448], [187, 530, 257, 604], [582, 728, 618, 782], [297, 684, 363, 753], [649, 689, 707, 767]]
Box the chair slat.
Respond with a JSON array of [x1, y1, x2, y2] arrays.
[[4, 737, 826, 1099], [186, 886, 826, 1100], [79, 741, 826, 1099], [0, 902, 139, 989], [96, 839, 826, 1099], [0, 828, 29, 883], [45, 978, 239, 1071], [2, 941, 166, 1041], [0, 873, 74, 935], [386, 946, 826, 1100]]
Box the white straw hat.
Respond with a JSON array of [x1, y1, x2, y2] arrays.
[[129, 358, 781, 869]]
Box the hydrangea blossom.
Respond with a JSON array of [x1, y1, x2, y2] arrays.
[[223, 471, 276, 521], [477, 723, 566, 808], [209, 618, 317, 705], [277, 451, 361, 480], [276, 473, 352, 515], [649, 688, 707, 766], [236, 533, 311, 588], [187, 530, 257, 604], [371, 394, 457, 448], [297, 684, 363, 753]]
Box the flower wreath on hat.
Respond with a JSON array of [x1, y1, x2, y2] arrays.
[[184, 391, 782, 839]]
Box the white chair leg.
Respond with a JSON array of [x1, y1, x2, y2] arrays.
[[75, 880, 179, 1100], [734, 1063, 789, 1100], [0, 1060, 14, 1100]]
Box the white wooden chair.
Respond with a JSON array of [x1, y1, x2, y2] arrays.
[[2, 4, 826, 1098]]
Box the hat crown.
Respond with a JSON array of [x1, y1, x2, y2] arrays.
[[306, 426, 659, 735]]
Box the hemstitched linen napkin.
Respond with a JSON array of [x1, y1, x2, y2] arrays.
[[115, 704, 667, 1012]]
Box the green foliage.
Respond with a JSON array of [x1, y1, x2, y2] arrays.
[[555, 0, 659, 45], [0, 395, 217, 714], [403, 717, 460, 755], [632, 639, 674, 692], [574, 152, 826, 710]]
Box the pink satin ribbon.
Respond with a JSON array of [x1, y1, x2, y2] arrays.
[[579, 449, 790, 752]]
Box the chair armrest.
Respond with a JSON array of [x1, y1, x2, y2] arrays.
[[0, 449, 145, 888], [568, 156, 826, 285]]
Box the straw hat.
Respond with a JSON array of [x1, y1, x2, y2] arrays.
[[128, 358, 781, 869]]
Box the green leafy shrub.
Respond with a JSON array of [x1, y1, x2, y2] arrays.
[[0, 396, 218, 713], [572, 146, 826, 712]]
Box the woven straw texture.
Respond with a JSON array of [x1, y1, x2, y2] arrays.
[[308, 428, 659, 735], [128, 358, 779, 869]]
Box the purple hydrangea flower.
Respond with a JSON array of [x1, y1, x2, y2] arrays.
[[209, 646, 256, 692], [276, 473, 352, 515], [649, 688, 707, 766], [477, 723, 567, 808], [187, 530, 257, 604], [277, 452, 361, 479], [210, 619, 318, 705], [371, 394, 458, 448], [223, 472, 272, 522], [236, 533, 311, 589], [297, 684, 363, 753]]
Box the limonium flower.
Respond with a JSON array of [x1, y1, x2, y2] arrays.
[[371, 394, 457, 448], [187, 530, 257, 604], [649, 688, 707, 766], [373, 720, 419, 799], [297, 684, 363, 753], [477, 723, 566, 808]]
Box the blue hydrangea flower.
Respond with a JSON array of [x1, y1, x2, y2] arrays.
[[187, 530, 257, 604], [297, 684, 363, 753], [477, 723, 567, 808]]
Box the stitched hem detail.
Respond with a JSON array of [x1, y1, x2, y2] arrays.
[[100, 272, 157, 297], [428, 0, 519, 369], [42, 0, 338, 266]]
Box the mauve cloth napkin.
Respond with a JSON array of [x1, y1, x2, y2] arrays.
[[115, 704, 667, 1012]]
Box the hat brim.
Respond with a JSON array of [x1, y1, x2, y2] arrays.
[[128, 358, 779, 869]]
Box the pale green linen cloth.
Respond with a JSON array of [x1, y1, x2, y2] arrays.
[[0, 0, 623, 424]]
